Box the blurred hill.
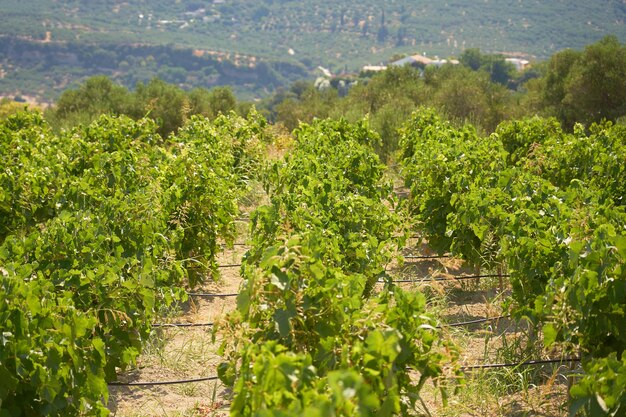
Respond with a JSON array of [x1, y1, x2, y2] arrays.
[[1, 0, 625, 101]]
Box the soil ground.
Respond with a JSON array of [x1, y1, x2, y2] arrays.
[[108, 230, 572, 417]]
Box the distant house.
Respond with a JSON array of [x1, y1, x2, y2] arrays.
[[390, 54, 459, 68], [430, 58, 460, 67], [390, 54, 433, 67], [184, 8, 206, 18], [361, 65, 387, 72], [505, 58, 530, 72], [317, 66, 333, 78]]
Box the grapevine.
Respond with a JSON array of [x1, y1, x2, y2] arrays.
[[218, 118, 459, 416], [0, 110, 262, 415], [400, 108, 626, 415]]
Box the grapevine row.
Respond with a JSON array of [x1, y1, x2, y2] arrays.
[[399, 108, 626, 415], [217, 118, 459, 416], [0, 110, 267, 415]]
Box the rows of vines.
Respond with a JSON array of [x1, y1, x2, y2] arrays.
[[0, 110, 266, 415], [1, 105, 624, 415], [400, 108, 626, 416], [217, 118, 459, 416]]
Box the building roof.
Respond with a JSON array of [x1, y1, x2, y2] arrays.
[[362, 65, 387, 72], [390, 54, 433, 67]]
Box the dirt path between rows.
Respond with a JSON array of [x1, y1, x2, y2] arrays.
[[108, 245, 247, 417], [109, 235, 570, 416]]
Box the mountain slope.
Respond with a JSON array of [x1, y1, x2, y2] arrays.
[[1, 0, 625, 100]]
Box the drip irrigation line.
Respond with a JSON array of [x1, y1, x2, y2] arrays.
[[187, 275, 509, 296], [152, 322, 214, 328], [380, 274, 511, 284], [109, 358, 580, 387], [234, 218, 251, 222], [440, 315, 511, 328], [187, 292, 239, 298], [152, 315, 512, 331], [404, 254, 451, 259], [460, 357, 581, 371], [108, 375, 220, 387], [218, 263, 242, 268]]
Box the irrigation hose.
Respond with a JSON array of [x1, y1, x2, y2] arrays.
[[152, 322, 214, 328], [110, 358, 581, 386], [379, 274, 511, 284], [460, 357, 581, 371], [108, 375, 220, 386], [440, 315, 511, 328], [187, 292, 239, 298]]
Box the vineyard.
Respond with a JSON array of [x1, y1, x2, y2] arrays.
[[0, 108, 624, 416]]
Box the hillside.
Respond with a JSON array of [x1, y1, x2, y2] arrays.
[[1, 0, 625, 101]]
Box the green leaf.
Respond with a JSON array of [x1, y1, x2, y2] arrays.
[[542, 323, 558, 346], [0, 364, 18, 398], [274, 309, 292, 338], [217, 362, 236, 386]]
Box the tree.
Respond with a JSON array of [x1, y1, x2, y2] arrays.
[[188, 86, 237, 119], [539, 36, 626, 128], [563, 35, 626, 126], [54, 75, 133, 118], [207, 87, 238, 117], [395, 27, 407, 47], [541, 48, 580, 125], [134, 78, 187, 136], [484, 57, 515, 85], [459, 48, 482, 71], [459, 49, 514, 85], [377, 10, 388, 43], [49, 75, 136, 130], [274, 87, 338, 132]]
